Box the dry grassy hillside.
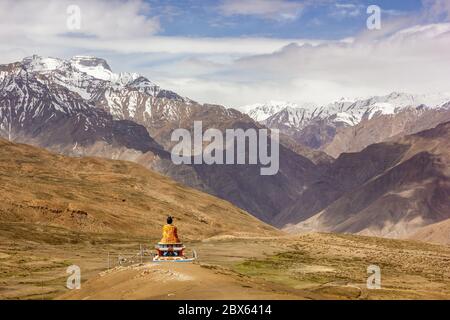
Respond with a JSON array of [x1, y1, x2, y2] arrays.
[[0, 138, 279, 240], [58, 233, 450, 300]]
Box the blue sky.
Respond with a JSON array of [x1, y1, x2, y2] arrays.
[[0, 0, 449, 107], [152, 0, 424, 39]]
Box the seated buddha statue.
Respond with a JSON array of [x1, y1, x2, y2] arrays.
[[160, 216, 181, 244]]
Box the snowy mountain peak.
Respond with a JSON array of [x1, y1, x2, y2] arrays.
[[246, 101, 315, 122], [70, 55, 114, 81], [22, 55, 65, 72], [70, 56, 112, 71], [110, 72, 142, 86], [69, 56, 153, 87], [247, 92, 450, 126], [345, 91, 450, 120], [244, 91, 450, 150], [20, 55, 158, 90], [0, 55, 193, 141]]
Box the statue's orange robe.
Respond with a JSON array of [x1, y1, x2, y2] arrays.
[[160, 224, 181, 244]]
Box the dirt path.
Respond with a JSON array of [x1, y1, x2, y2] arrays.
[[59, 262, 302, 300]]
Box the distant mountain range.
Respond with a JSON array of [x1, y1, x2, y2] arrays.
[[284, 121, 450, 242], [1, 55, 450, 244], [0, 55, 325, 225], [245, 93, 450, 153]]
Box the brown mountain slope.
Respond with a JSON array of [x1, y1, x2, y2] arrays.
[[324, 107, 450, 158], [273, 142, 410, 227], [0, 138, 279, 239], [284, 121, 450, 242], [409, 218, 450, 244], [94, 97, 330, 224], [0, 58, 330, 225]]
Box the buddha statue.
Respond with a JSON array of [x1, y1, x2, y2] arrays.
[[160, 216, 181, 244], [153, 216, 194, 262]]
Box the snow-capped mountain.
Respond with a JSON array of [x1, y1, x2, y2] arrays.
[[246, 101, 305, 122], [247, 93, 450, 128], [23, 55, 152, 89], [264, 100, 358, 129], [0, 55, 321, 226], [244, 98, 357, 148], [245, 92, 450, 149], [0, 55, 258, 151], [339, 92, 450, 121], [245, 98, 360, 131], [17, 55, 193, 124], [0, 57, 163, 154]]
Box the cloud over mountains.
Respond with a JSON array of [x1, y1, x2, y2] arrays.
[[0, 0, 449, 107]]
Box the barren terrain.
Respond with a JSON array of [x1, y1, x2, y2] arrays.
[[2, 226, 449, 300], [1, 138, 449, 300]]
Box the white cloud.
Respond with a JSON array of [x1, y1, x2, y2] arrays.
[[37, 35, 322, 55], [218, 0, 306, 21], [0, 0, 324, 64], [0, 0, 449, 110], [152, 23, 450, 108], [0, 0, 160, 40]]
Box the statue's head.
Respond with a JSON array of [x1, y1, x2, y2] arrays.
[[167, 216, 173, 224]]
